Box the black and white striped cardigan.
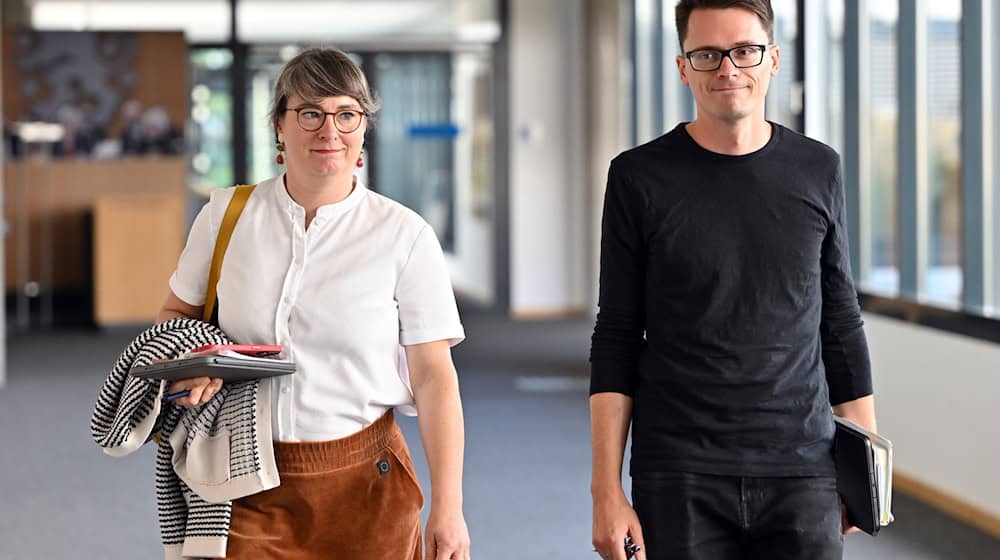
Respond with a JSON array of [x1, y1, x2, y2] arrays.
[[91, 318, 279, 560]]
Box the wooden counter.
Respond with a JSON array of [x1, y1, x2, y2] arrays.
[[4, 157, 188, 325]]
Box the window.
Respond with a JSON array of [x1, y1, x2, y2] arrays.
[[991, 3, 1000, 317], [660, 0, 695, 130], [246, 47, 287, 186], [370, 50, 497, 299], [189, 49, 234, 195], [804, 1, 845, 155], [922, 3, 962, 307], [767, 0, 800, 129], [634, 0, 662, 143], [823, 1, 845, 155], [371, 53, 455, 250], [634, 0, 694, 138], [861, 1, 899, 296]]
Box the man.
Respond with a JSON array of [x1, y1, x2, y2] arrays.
[[589, 1, 880, 559]]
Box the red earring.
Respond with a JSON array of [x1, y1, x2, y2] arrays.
[[275, 140, 285, 165], [356, 149, 364, 168]]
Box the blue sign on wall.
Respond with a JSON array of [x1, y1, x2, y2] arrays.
[[407, 123, 461, 140]]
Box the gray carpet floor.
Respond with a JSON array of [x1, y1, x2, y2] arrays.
[[1, 310, 998, 559]]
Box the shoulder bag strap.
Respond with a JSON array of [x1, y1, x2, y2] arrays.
[[202, 184, 256, 323]]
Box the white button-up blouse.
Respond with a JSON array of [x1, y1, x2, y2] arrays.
[[169, 174, 465, 441]]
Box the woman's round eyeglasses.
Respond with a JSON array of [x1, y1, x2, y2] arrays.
[[286, 106, 368, 133]]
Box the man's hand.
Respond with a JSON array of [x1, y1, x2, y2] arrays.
[[842, 503, 894, 534], [424, 507, 470, 560], [840, 503, 862, 535], [592, 492, 646, 560]]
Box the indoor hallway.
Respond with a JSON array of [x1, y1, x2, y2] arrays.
[[0, 309, 997, 559]]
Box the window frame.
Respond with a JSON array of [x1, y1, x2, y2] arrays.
[[837, 0, 1000, 336]]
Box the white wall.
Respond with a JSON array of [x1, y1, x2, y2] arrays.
[[508, 0, 587, 314], [864, 312, 1000, 518], [445, 51, 494, 304]]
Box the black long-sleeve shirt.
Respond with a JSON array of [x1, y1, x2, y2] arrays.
[[590, 123, 873, 477]]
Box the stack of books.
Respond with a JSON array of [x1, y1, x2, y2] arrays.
[[834, 416, 893, 535], [129, 344, 296, 383]]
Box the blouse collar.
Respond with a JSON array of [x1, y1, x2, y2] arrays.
[[273, 173, 368, 220]]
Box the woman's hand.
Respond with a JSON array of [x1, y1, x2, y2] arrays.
[[424, 507, 470, 560], [166, 376, 223, 408], [405, 340, 469, 559]]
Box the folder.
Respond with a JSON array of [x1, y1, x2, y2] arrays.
[[129, 354, 296, 382], [833, 416, 893, 536]]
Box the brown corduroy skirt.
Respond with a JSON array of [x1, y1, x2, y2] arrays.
[[222, 410, 424, 559]]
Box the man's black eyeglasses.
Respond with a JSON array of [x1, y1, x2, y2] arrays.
[[684, 44, 775, 72]]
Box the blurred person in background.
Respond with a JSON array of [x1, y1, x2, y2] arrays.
[[120, 98, 145, 154], [137, 106, 184, 155]]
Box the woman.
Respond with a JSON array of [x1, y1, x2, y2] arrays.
[[157, 48, 470, 560]]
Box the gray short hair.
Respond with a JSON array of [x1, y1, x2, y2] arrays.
[[269, 48, 380, 135]]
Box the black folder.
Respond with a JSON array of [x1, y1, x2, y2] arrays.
[[833, 417, 892, 536]]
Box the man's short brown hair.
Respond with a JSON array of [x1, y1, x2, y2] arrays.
[[675, 0, 775, 50]]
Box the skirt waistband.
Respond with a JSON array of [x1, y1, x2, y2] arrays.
[[272, 410, 399, 473]]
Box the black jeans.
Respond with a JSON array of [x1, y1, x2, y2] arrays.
[[632, 471, 843, 560]]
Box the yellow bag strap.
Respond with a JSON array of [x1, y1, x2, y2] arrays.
[[202, 184, 256, 323]]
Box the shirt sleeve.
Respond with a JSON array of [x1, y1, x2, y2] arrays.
[[168, 201, 214, 306], [396, 224, 465, 347], [820, 157, 874, 405], [590, 158, 647, 397]]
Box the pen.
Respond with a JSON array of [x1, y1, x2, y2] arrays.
[[623, 535, 640, 558], [166, 389, 191, 401]]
